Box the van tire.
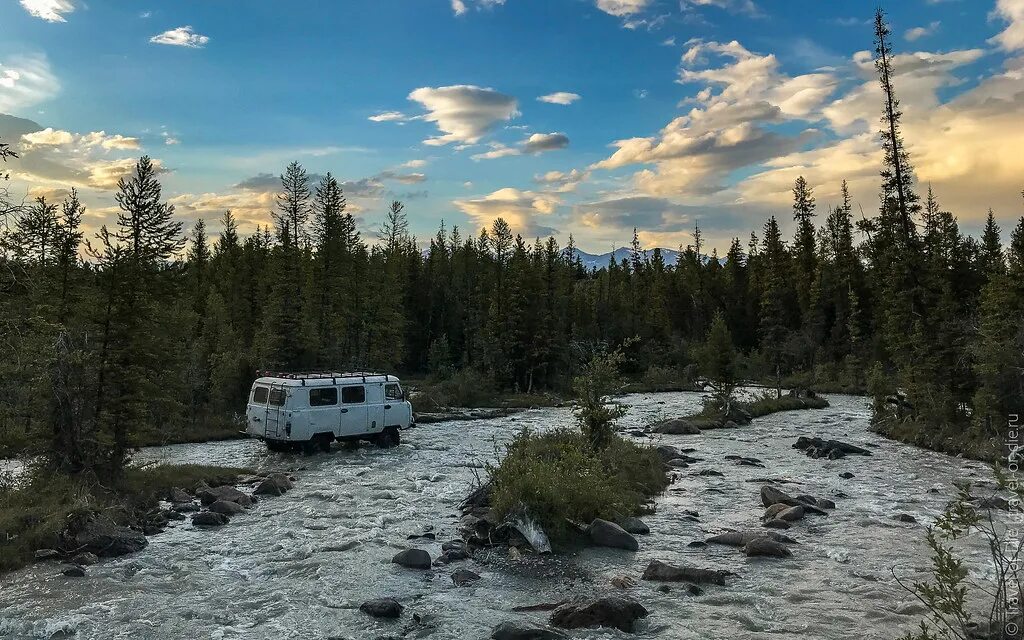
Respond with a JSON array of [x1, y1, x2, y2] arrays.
[[301, 438, 318, 456], [266, 440, 289, 453], [316, 433, 334, 453], [376, 426, 400, 448]]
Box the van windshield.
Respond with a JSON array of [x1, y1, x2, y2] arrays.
[[268, 388, 287, 406]]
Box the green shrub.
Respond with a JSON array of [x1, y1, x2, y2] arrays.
[[0, 463, 244, 573], [488, 428, 667, 540]]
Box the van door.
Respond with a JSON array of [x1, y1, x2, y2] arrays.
[[339, 385, 368, 436], [265, 384, 288, 438], [308, 386, 340, 436], [366, 383, 385, 434], [383, 382, 403, 427]]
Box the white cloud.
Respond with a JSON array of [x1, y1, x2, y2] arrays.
[[595, 0, 651, 17], [407, 85, 519, 146], [400, 159, 427, 168], [535, 168, 590, 193], [452, 0, 506, 16], [21, 127, 73, 146], [369, 111, 407, 122], [681, 0, 760, 16], [523, 132, 569, 153], [991, 0, 1024, 51], [537, 92, 581, 105], [150, 26, 210, 48], [453, 187, 560, 236], [905, 21, 940, 42], [452, 0, 467, 15], [0, 54, 60, 114], [20, 0, 74, 22]]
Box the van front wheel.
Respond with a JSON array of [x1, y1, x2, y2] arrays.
[[376, 426, 400, 448]]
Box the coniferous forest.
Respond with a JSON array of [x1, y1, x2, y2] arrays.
[[1, 12, 1022, 478]]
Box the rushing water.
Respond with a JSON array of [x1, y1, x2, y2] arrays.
[[0, 392, 999, 640]]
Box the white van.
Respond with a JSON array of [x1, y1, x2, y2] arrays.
[[245, 372, 414, 453]]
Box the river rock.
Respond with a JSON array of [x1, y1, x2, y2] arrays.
[[70, 516, 148, 557], [208, 500, 245, 516], [778, 506, 805, 522], [360, 598, 403, 618], [793, 436, 872, 460], [34, 549, 60, 561], [839, 472, 855, 479], [586, 519, 638, 551], [797, 495, 836, 510], [173, 502, 200, 513], [550, 596, 648, 632], [267, 472, 294, 491], [894, 513, 917, 523], [491, 621, 568, 640], [743, 537, 792, 558], [167, 487, 192, 503], [667, 458, 690, 468], [764, 504, 788, 520], [197, 485, 253, 506], [254, 478, 284, 497], [652, 418, 701, 435], [641, 560, 729, 585], [760, 486, 827, 515], [451, 568, 481, 586], [763, 519, 791, 529], [163, 509, 186, 521], [707, 530, 797, 547], [976, 496, 1011, 511], [698, 469, 724, 477], [435, 547, 471, 564], [619, 517, 650, 535], [61, 564, 86, 577], [392, 548, 432, 569], [192, 511, 229, 527], [70, 552, 98, 566]]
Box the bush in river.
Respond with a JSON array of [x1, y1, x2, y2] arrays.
[[488, 428, 667, 541]]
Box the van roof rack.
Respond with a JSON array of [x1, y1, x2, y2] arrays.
[[256, 370, 391, 385]]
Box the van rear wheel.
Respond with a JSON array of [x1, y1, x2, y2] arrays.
[[266, 440, 289, 453], [316, 433, 334, 453], [376, 426, 400, 448]]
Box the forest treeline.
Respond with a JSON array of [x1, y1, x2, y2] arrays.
[[0, 10, 1021, 474]]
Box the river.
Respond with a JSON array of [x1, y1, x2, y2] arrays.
[[0, 392, 999, 639]]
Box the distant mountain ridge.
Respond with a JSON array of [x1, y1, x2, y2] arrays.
[[569, 247, 728, 270]]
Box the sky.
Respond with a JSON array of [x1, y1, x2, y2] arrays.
[[1, 0, 1023, 254]]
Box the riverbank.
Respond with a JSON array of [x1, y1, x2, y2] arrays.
[[0, 463, 245, 573], [871, 415, 1002, 464]]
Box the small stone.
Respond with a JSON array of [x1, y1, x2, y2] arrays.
[[763, 519, 791, 529], [743, 537, 791, 558], [167, 487, 192, 503], [392, 548, 432, 570], [360, 598, 403, 618], [208, 500, 244, 516], [254, 478, 284, 497], [839, 472, 855, 479], [698, 469, 724, 477], [618, 517, 650, 535], [34, 549, 60, 561], [61, 564, 86, 577], [191, 511, 229, 527], [70, 552, 98, 566], [586, 519, 638, 551], [894, 513, 917, 523], [451, 568, 481, 586], [491, 621, 568, 640], [610, 575, 636, 589]]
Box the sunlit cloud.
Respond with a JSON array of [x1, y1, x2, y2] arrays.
[[19, 0, 74, 23], [150, 26, 210, 48]]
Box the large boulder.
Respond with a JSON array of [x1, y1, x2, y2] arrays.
[[167, 487, 192, 504], [69, 516, 147, 557], [196, 485, 253, 506], [777, 506, 805, 522], [360, 598, 403, 618], [267, 472, 294, 491], [743, 537, 792, 558], [641, 560, 729, 585], [451, 568, 481, 586], [586, 519, 638, 551], [70, 552, 98, 566], [392, 548, 432, 570], [651, 418, 701, 435], [793, 436, 872, 459], [550, 596, 648, 632], [191, 511, 229, 527], [491, 621, 568, 640], [208, 500, 245, 516]]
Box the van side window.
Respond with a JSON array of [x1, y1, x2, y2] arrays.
[[385, 384, 402, 400], [309, 387, 338, 406], [341, 386, 365, 404], [252, 386, 269, 403], [268, 388, 287, 406]]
